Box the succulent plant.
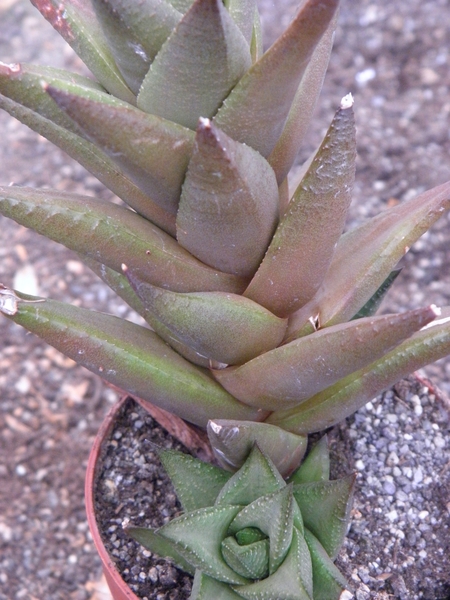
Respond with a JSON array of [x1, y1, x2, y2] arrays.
[[127, 438, 355, 600], [1, 0, 450, 475]]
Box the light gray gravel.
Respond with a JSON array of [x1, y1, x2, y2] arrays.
[[334, 376, 450, 599]]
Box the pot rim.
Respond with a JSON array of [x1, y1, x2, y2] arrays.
[[85, 395, 141, 600]]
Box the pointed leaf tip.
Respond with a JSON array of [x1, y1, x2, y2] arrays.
[[287, 179, 450, 337], [245, 99, 356, 317], [340, 92, 354, 109], [270, 306, 450, 434], [207, 420, 307, 476], [176, 119, 279, 278], [214, 306, 437, 411], [138, 0, 252, 129], [214, 0, 339, 157]]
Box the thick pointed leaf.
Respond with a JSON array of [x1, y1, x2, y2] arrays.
[[0, 186, 246, 294], [289, 437, 330, 484], [221, 536, 269, 580], [268, 11, 338, 184], [351, 268, 402, 320], [293, 476, 355, 560], [213, 307, 437, 411], [215, 445, 285, 507], [123, 279, 286, 365], [245, 97, 356, 317], [0, 62, 174, 228], [214, 0, 339, 157], [137, 0, 251, 129], [158, 448, 232, 512], [46, 83, 194, 215], [176, 119, 279, 277], [0, 93, 175, 235], [0, 62, 105, 135], [268, 307, 450, 434], [232, 528, 313, 600], [83, 259, 217, 367], [190, 571, 244, 600], [249, 5, 263, 63], [158, 504, 249, 584], [303, 529, 348, 600], [91, 0, 182, 94], [30, 0, 135, 103], [228, 485, 294, 574], [0, 288, 263, 427], [224, 0, 257, 45], [287, 180, 450, 339], [207, 420, 307, 477], [125, 526, 194, 574], [235, 528, 267, 545]]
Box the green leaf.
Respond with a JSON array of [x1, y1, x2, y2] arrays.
[[215, 446, 285, 507], [213, 307, 437, 411], [287, 180, 450, 340], [224, 0, 257, 45], [122, 279, 287, 365], [176, 119, 279, 278], [221, 536, 269, 580], [228, 485, 295, 574], [79, 256, 156, 319], [268, 306, 450, 434], [0, 288, 263, 428], [268, 10, 338, 184], [303, 529, 348, 600], [158, 504, 249, 584], [190, 571, 244, 600], [289, 437, 330, 484], [207, 420, 307, 477], [232, 527, 313, 600], [91, 0, 182, 94], [82, 259, 216, 368], [214, 0, 339, 157], [0, 89, 175, 235], [244, 97, 356, 317], [46, 83, 194, 215], [249, 5, 263, 63], [0, 63, 104, 135], [235, 528, 267, 545], [125, 526, 194, 574], [293, 475, 355, 560], [0, 186, 246, 294], [30, 0, 135, 103], [137, 0, 251, 129], [158, 448, 232, 512], [351, 268, 402, 320]]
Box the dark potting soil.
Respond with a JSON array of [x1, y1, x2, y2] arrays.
[[94, 397, 194, 599]]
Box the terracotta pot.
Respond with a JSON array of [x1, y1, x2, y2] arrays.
[[85, 396, 140, 600]]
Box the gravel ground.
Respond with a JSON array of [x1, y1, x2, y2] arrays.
[[0, 0, 449, 599]]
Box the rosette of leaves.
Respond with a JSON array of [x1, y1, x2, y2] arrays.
[[127, 438, 355, 600], [1, 0, 450, 475]]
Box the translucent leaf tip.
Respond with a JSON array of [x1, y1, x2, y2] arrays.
[[340, 93, 354, 109]]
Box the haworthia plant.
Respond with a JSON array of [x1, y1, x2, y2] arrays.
[[127, 440, 355, 600], [1, 0, 450, 479]]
